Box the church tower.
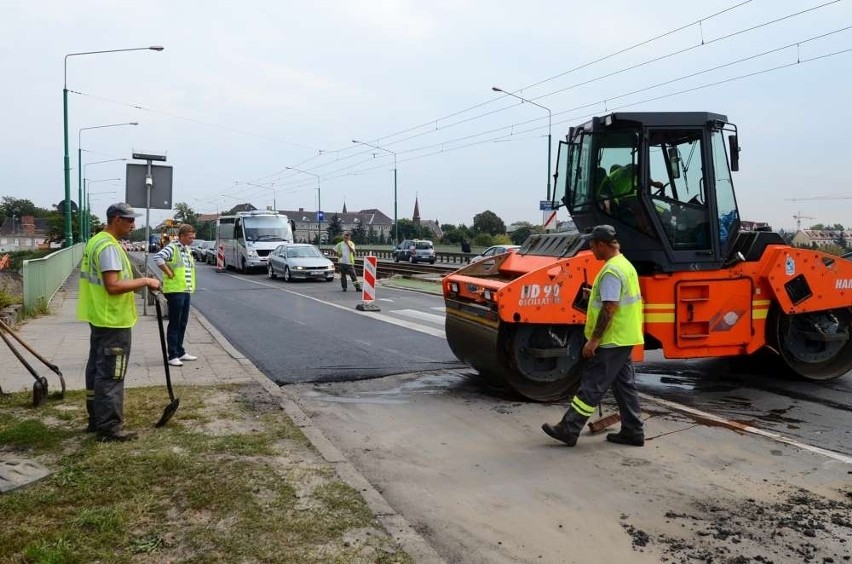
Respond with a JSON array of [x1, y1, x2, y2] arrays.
[[412, 196, 421, 226]]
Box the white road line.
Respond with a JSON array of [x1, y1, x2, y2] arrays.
[[639, 393, 852, 465], [226, 274, 446, 338], [389, 309, 445, 325]]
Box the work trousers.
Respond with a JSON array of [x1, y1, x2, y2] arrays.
[[574, 345, 644, 435], [165, 291, 191, 360], [339, 263, 359, 290], [85, 325, 131, 433]]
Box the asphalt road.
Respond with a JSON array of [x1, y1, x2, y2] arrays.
[[188, 263, 463, 384]]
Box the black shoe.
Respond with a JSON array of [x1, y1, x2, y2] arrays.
[[342, 287, 347, 292], [84, 424, 96, 433], [97, 429, 138, 443], [541, 422, 578, 447], [606, 431, 644, 447]]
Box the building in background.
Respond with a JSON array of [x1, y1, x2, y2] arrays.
[[0, 215, 50, 252]]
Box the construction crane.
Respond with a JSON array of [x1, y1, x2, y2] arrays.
[[793, 212, 816, 230]]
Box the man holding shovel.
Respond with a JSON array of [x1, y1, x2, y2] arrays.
[[78, 203, 161, 442], [542, 225, 645, 447]]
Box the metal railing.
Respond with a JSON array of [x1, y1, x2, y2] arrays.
[[22, 243, 84, 314], [319, 246, 473, 265]]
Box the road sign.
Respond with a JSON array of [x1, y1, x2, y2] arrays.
[[540, 200, 556, 211], [317, 211, 324, 221], [543, 210, 558, 229]]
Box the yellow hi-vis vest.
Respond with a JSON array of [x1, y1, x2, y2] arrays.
[[77, 231, 138, 328], [584, 253, 643, 346], [162, 242, 195, 293]]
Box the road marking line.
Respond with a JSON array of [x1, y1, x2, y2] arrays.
[[390, 309, 445, 324], [225, 274, 446, 339], [639, 393, 852, 465]]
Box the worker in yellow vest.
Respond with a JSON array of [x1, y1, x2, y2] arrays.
[[154, 223, 197, 366], [78, 203, 161, 442], [334, 232, 361, 292], [542, 224, 646, 447]]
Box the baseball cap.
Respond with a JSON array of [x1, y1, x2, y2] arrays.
[[106, 202, 142, 219], [588, 224, 618, 242]]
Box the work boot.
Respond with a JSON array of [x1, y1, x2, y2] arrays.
[[355, 282, 362, 291], [542, 410, 588, 447], [97, 429, 138, 443], [606, 430, 645, 447]]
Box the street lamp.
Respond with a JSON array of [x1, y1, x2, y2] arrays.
[[83, 158, 127, 240], [78, 122, 138, 242], [63, 45, 163, 247], [492, 86, 552, 201], [86, 183, 119, 234], [285, 166, 322, 243], [351, 139, 398, 246], [240, 181, 279, 211]]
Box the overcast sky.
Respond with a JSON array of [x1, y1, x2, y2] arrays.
[[2, 0, 850, 232]]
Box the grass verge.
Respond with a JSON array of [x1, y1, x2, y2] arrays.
[[0, 384, 411, 563]]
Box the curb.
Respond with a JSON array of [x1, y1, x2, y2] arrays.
[[193, 308, 445, 563]]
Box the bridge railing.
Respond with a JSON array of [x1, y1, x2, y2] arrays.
[[22, 243, 84, 314], [319, 246, 472, 265]]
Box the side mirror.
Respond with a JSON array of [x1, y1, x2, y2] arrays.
[[728, 135, 740, 172]]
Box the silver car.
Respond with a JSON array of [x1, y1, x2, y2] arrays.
[[470, 244, 521, 264], [268, 243, 335, 282]]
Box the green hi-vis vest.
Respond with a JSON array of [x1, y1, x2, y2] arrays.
[[162, 242, 195, 293], [584, 253, 643, 346], [77, 231, 138, 329]]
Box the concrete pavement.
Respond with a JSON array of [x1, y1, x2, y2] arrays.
[[0, 272, 255, 394]]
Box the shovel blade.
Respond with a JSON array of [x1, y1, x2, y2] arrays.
[[32, 378, 48, 407], [155, 398, 180, 428]]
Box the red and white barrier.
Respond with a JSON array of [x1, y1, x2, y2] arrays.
[[356, 254, 380, 311], [216, 243, 225, 272]]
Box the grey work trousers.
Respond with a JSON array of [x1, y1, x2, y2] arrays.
[[339, 263, 359, 290], [85, 325, 132, 433], [574, 345, 644, 435]]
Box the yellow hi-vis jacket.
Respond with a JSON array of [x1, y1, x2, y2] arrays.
[[77, 231, 138, 328], [162, 242, 196, 293], [584, 253, 643, 346]]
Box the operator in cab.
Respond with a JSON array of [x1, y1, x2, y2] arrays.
[[542, 225, 645, 448]]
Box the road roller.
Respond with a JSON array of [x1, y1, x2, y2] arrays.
[[443, 112, 852, 401]]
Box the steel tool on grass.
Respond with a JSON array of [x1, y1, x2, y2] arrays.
[[153, 292, 180, 427], [0, 318, 66, 406]]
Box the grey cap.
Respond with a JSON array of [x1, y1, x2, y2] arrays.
[[589, 224, 618, 242], [106, 202, 142, 219]]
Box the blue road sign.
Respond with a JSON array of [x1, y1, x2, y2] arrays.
[[540, 200, 555, 211], [317, 211, 324, 221]]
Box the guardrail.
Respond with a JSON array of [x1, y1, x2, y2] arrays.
[[319, 246, 472, 266], [22, 243, 84, 314]]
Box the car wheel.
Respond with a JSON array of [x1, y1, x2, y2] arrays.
[[409, 255, 416, 264], [394, 254, 399, 263], [325, 276, 334, 282], [429, 259, 435, 264], [268, 264, 277, 279], [241, 258, 247, 273], [284, 267, 292, 282]]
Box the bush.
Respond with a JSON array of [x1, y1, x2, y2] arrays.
[[7, 250, 51, 271], [0, 289, 21, 309]]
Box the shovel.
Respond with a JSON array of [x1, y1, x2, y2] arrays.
[[153, 293, 180, 427], [0, 319, 65, 407]]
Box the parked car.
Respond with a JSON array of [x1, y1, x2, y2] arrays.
[[190, 239, 208, 261], [268, 243, 335, 282], [470, 244, 521, 264], [199, 240, 217, 264], [393, 239, 436, 264]]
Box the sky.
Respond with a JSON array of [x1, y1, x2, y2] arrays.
[[1, 0, 851, 233]]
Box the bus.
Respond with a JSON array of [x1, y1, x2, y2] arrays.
[[216, 211, 294, 272]]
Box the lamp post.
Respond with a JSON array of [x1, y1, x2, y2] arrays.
[[78, 122, 138, 242], [86, 184, 119, 234], [351, 139, 398, 245], [492, 86, 552, 201], [83, 158, 127, 240], [285, 166, 322, 244], [63, 45, 163, 247], [241, 181, 278, 211]]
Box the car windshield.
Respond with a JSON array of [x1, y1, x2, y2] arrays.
[[415, 241, 433, 249], [288, 246, 323, 258]]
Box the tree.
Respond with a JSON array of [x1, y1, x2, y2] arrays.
[[173, 202, 199, 227], [351, 222, 367, 244], [473, 210, 506, 236], [327, 214, 344, 242]]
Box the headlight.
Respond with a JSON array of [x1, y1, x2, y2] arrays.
[[247, 250, 257, 257], [449, 282, 459, 293], [483, 289, 493, 301], [295, 266, 304, 270]]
